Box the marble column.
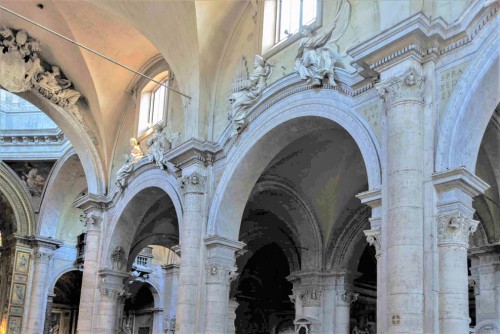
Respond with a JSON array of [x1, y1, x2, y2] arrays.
[[470, 246, 500, 333], [96, 269, 129, 334], [25, 237, 62, 334], [288, 271, 323, 333], [176, 171, 206, 334], [75, 195, 106, 334], [336, 288, 358, 334], [152, 308, 163, 334], [227, 299, 238, 334], [377, 63, 425, 333], [162, 263, 179, 325], [203, 236, 245, 334], [433, 168, 489, 334]]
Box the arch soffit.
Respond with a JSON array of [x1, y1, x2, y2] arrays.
[[133, 279, 164, 310], [253, 176, 323, 268], [17, 90, 105, 195], [103, 167, 183, 267], [0, 162, 35, 236], [209, 86, 382, 240], [436, 30, 500, 172], [37, 148, 85, 237], [49, 266, 81, 294], [326, 206, 371, 270]]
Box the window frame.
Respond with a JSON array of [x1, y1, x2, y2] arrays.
[[261, 0, 323, 58]]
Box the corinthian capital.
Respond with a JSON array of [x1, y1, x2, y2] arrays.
[[179, 172, 206, 194], [376, 66, 425, 106], [437, 213, 479, 247], [207, 262, 237, 285]]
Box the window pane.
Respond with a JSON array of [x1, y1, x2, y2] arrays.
[[302, 0, 317, 26]]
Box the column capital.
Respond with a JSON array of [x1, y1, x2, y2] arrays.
[[206, 261, 238, 285], [356, 189, 382, 229], [293, 285, 323, 307], [376, 66, 425, 106], [98, 269, 130, 301], [437, 213, 479, 247], [364, 228, 382, 259], [339, 289, 359, 305], [179, 172, 207, 194]]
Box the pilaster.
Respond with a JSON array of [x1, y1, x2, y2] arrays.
[[25, 237, 62, 334], [176, 167, 207, 334], [433, 167, 489, 334], [96, 269, 129, 334], [74, 193, 108, 334], [203, 236, 245, 334]]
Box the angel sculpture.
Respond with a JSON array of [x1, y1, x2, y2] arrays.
[[229, 55, 273, 135], [294, 0, 350, 86], [24, 168, 45, 197], [146, 124, 172, 169], [114, 138, 144, 190]]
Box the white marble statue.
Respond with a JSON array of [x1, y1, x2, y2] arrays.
[[228, 55, 273, 135], [294, 0, 350, 86], [115, 138, 144, 190], [0, 27, 81, 109], [23, 168, 45, 197], [146, 124, 172, 169]]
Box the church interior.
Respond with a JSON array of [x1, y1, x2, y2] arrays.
[[0, 0, 498, 333]]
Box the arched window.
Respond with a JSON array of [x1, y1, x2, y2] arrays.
[[262, 0, 319, 55], [137, 71, 171, 136]]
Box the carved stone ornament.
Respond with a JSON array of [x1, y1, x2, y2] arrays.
[[296, 286, 323, 307], [111, 246, 126, 271], [99, 285, 130, 301], [82, 213, 100, 229], [475, 320, 500, 334], [228, 55, 273, 135], [437, 213, 479, 247], [207, 262, 237, 285], [34, 250, 52, 264], [146, 123, 172, 170], [0, 28, 81, 109], [340, 289, 359, 304], [364, 228, 381, 259], [377, 66, 425, 106], [179, 172, 206, 194], [294, 0, 351, 87]]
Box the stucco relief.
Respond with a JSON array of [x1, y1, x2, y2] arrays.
[[437, 213, 479, 246], [146, 123, 175, 170], [111, 246, 126, 271], [0, 28, 80, 109]]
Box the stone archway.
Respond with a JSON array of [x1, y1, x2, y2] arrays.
[[209, 88, 382, 241]]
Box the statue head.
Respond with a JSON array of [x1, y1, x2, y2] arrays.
[[51, 66, 61, 76], [253, 55, 265, 68], [15, 30, 28, 45], [129, 138, 138, 146]]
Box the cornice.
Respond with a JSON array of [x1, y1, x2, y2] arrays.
[[347, 0, 498, 71], [432, 167, 490, 198]]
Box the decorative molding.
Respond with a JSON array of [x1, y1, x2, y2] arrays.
[[295, 286, 323, 307], [376, 66, 425, 106], [0, 133, 65, 145], [437, 213, 479, 247], [206, 262, 237, 285]]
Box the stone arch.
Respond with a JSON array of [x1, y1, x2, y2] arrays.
[[326, 206, 371, 271], [0, 161, 36, 236], [16, 90, 105, 195], [249, 176, 323, 270], [436, 30, 500, 172], [209, 87, 381, 241], [103, 165, 183, 269], [49, 266, 81, 294], [37, 148, 87, 238]]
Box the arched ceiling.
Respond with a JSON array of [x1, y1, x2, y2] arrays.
[[260, 128, 368, 245], [0, 0, 247, 174]]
